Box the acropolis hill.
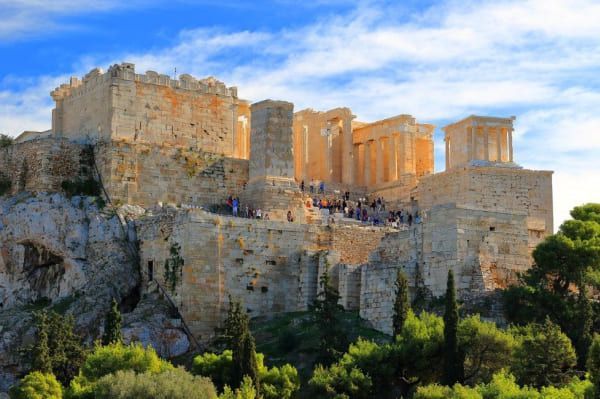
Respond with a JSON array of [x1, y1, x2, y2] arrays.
[[0, 62, 553, 341]]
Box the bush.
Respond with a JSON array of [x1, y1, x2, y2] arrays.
[[0, 133, 13, 148], [9, 371, 62, 399], [220, 376, 257, 399], [93, 367, 217, 399], [61, 178, 101, 198], [415, 371, 593, 399], [68, 342, 172, 398], [192, 350, 299, 399]]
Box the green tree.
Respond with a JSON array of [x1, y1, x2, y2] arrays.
[[587, 334, 600, 398], [443, 269, 463, 385], [220, 299, 260, 394], [393, 270, 410, 337], [92, 367, 217, 399], [31, 313, 52, 374], [0, 133, 13, 148], [9, 371, 63, 399], [575, 286, 594, 369], [220, 376, 257, 399], [311, 270, 348, 365], [503, 203, 600, 367], [26, 311, 86, 386], [101, 298, 123, 346], [193, 350, 299, 399], [458, 315, 516, 385], [511, 318, 577, 388], [68, 342, 173, 398]]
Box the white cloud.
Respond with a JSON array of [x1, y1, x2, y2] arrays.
[[1, 0, 599, 227]]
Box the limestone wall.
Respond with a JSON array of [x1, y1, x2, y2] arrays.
[[51, 64, 250, 157], [95, 140, 248, 208], [418, 166, 553, 234], [0, 138, 89, 195]]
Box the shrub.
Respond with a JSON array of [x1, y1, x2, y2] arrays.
[[220, 376, 257, 399], [93, 367, 217, 399], [68, 342, 172, 398], [0, 133, 13, 148], [9, 371, 62, 399]]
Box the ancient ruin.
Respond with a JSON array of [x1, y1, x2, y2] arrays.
[[0, 63, 553, 338]]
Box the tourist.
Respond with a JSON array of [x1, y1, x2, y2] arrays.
[[245, 205, 250, 218], [264, 213, 270, 220], [287, 210, 294, 222], [300, 180, 305, 192], [232, 197, 239, 217], [319, 181, 325, 194], [408, 213, 413, 226], [256, 208, 262, 219], [310, 179, 315, 193]]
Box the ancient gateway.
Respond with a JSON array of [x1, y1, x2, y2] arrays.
[[0, 63, 553, 339]]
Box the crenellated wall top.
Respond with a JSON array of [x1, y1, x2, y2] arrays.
[[50, 62, 239, 102]]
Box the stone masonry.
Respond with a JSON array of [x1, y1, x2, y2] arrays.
[[2, 62, 554, 338]]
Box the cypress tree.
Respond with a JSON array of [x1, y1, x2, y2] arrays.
[[31, 312, 52, 373], [102, 298, 123, 345], [226, 298, 260, 394], [443, 269, 463, 385], [393, 270, 410, 337], [312, 270, 348, 365], [575, 286, 593, 369]]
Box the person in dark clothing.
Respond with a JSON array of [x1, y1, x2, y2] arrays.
[[300, 180, 305, 192], [408, 213, 413, 226]]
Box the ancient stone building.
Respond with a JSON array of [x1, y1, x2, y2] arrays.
[[0, 62, 553, 339]]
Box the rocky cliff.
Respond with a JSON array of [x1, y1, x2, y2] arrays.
[[0, 193, 189, 390]]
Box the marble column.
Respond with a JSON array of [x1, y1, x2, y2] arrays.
[[364, 141, 371, 186], [484, 126, 490, 161], [508, 129, 514, 162], [496, 128, 502, 162], [376, 138, 384, 184], [388, 135, 397, 181], [470, 126, 477, 160], [445, 135, 450, 170], [397, 134, 405, 177], [353, 144, 360, 185]]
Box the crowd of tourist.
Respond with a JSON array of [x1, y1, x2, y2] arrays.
[[222, 183, 422, 228]]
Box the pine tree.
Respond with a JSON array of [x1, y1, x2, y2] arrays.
[[311, 270, 348, 365], [240, 331, 260, 394], [102, 298, 123, 345], [443, 269, 463, 385], [575, 286, 593, 369], [393, 270, 410, 337]]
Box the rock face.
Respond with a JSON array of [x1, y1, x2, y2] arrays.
[[0, 193, 190, 391]]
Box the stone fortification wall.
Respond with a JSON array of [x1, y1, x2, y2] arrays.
[[358, 229, 419, 334], [0, 138, 89, 196], [136, 209, 392, 342], [137, 210, 326, 341], [95, 140, 248, 208], [418, 165, 553, 234], [51, 63, 250, 157]]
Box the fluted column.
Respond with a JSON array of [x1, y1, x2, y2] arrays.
[[508, 128, 514, 162], [397, 134, 405, 177], [376, 138, 384, 184], [496, 128, 502, 162], [470, 126, 477, 160], [364, 140, 371, 186], [388, 135, 397, 181], [484, 126, 490, 161], [445, 135, 450, 170]]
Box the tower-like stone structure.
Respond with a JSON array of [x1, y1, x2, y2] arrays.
[[241, 100, 300, 216]]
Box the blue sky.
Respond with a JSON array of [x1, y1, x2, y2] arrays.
[[1, 0, 599, 228]]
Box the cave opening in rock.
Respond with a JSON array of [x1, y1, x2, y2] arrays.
[[20, 240, 66, 301]]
